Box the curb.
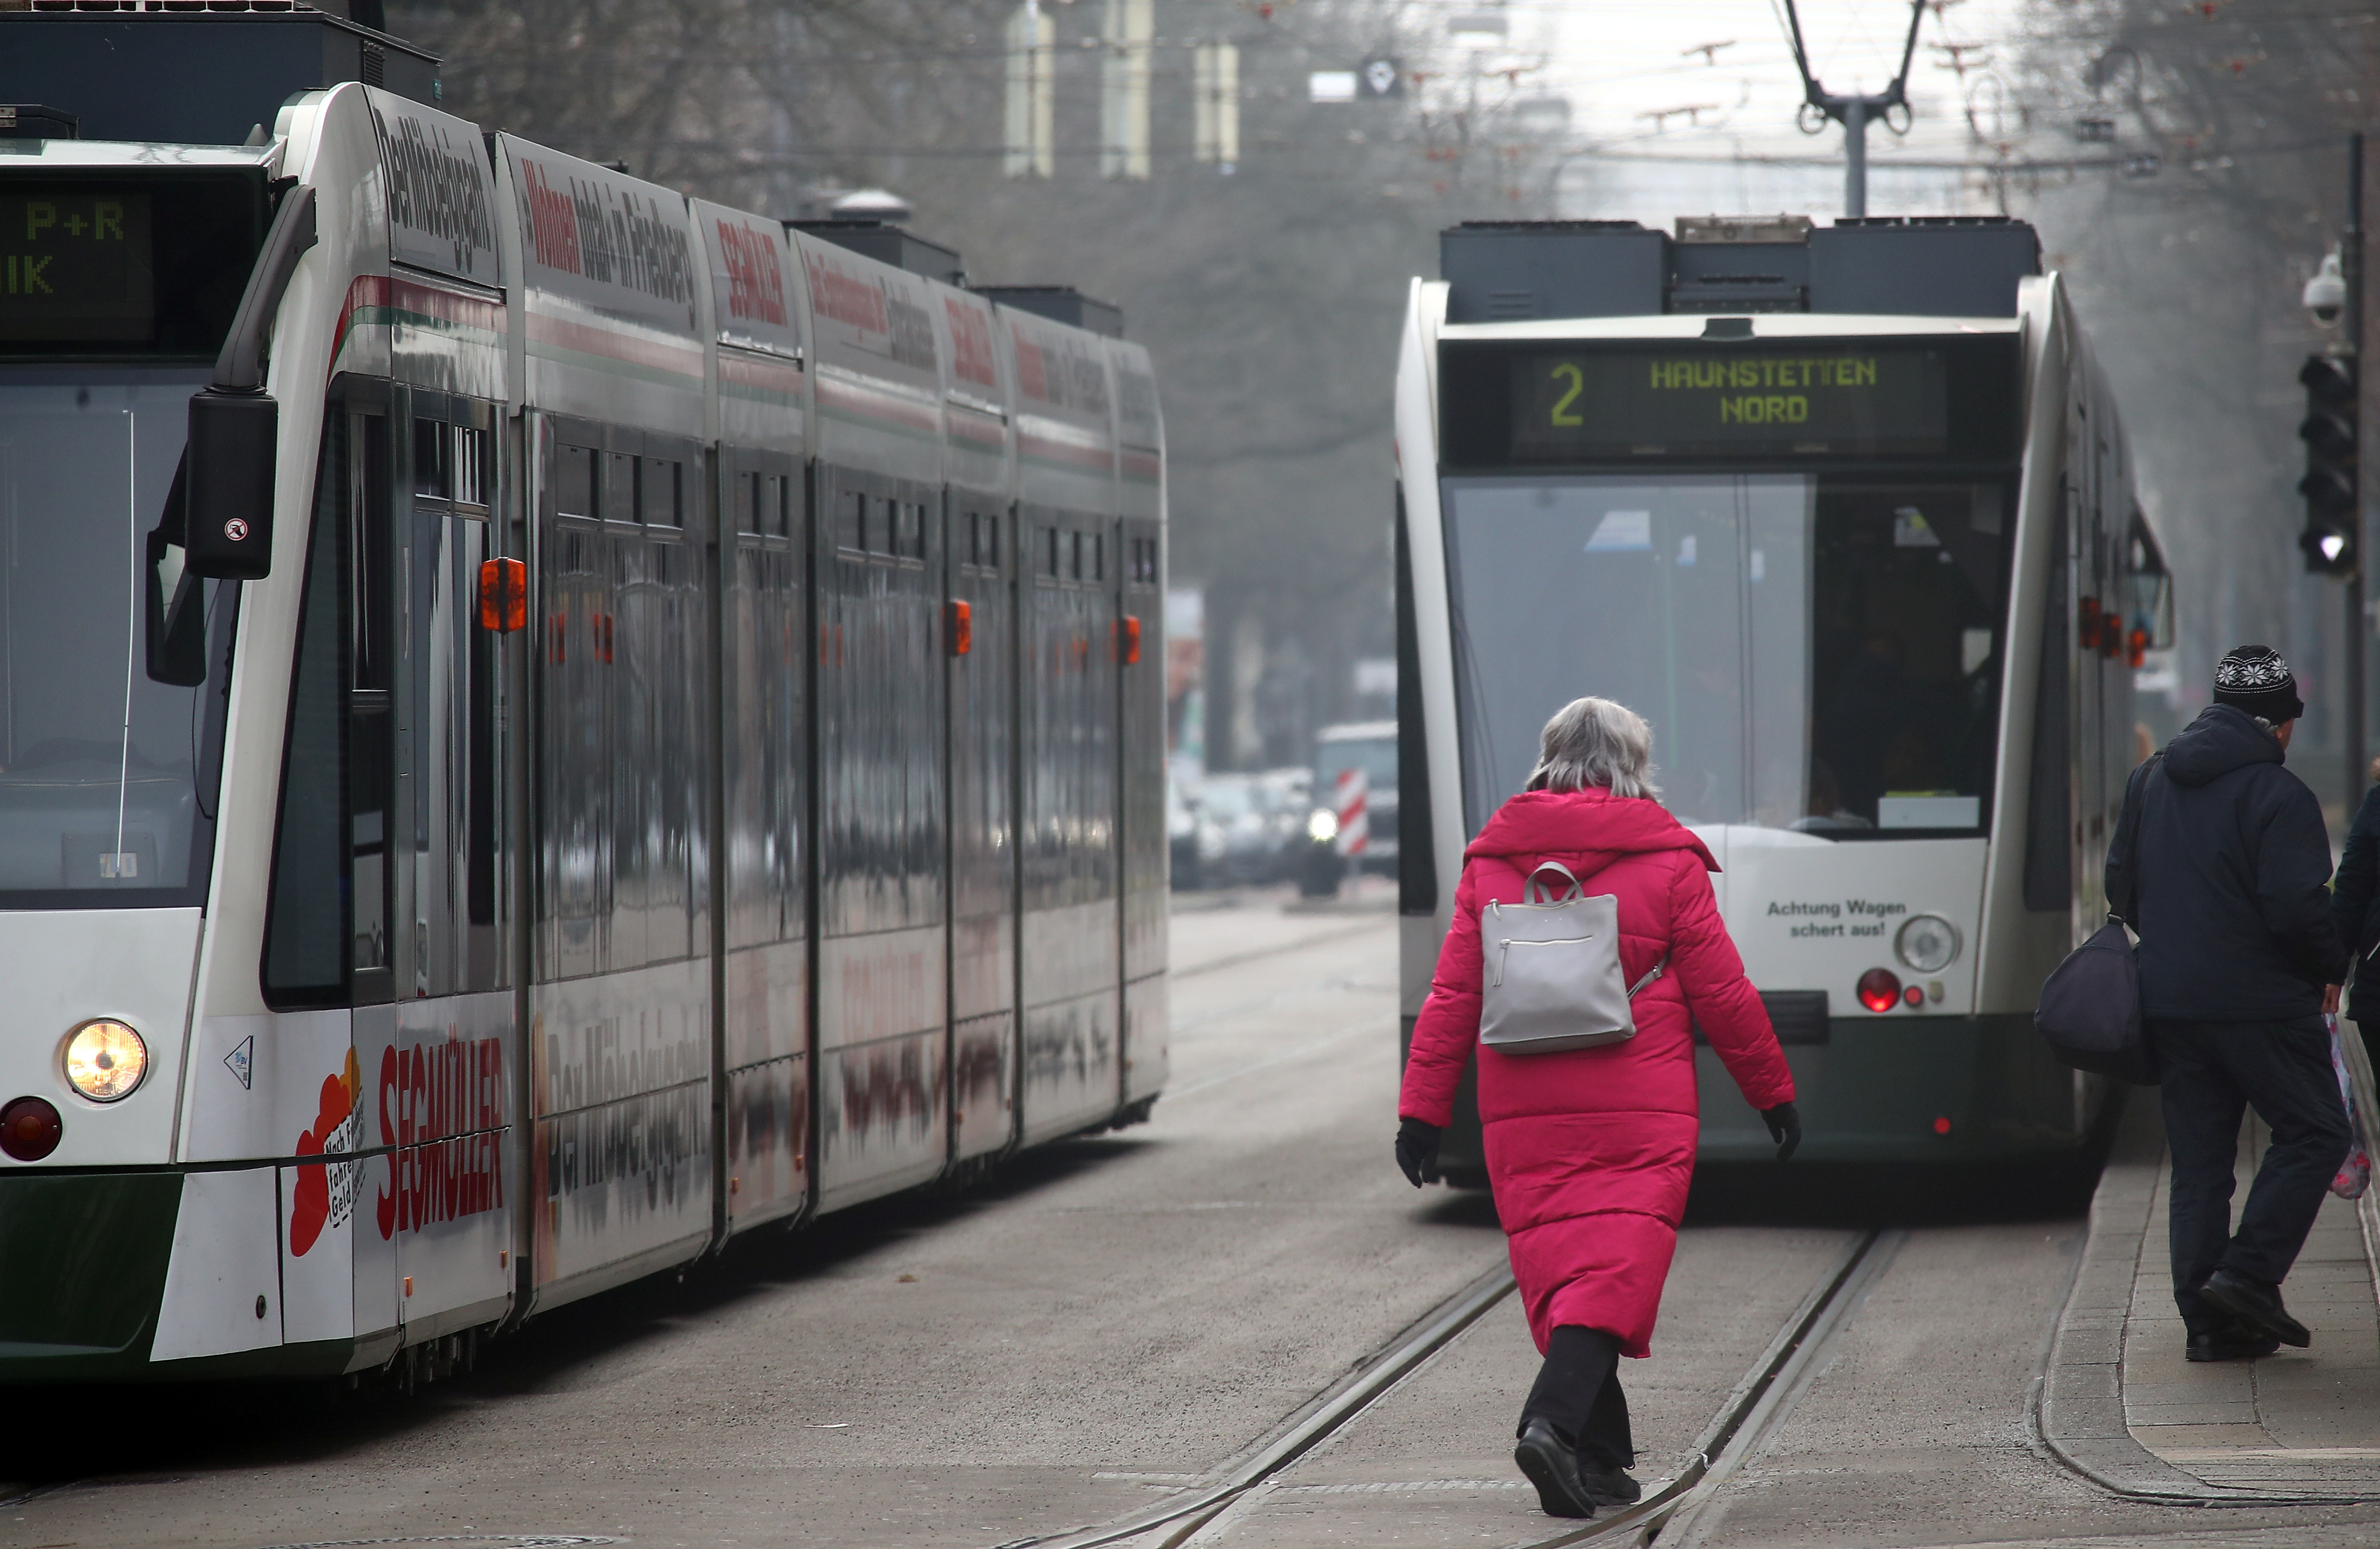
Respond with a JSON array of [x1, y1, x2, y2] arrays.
[[2036, 1086, 2379, 1506]]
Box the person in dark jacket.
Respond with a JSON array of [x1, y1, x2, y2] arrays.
[[2329, 757, 2380, 1062], [2104, 646, 2350, 1361]]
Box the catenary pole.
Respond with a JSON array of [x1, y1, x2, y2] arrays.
[[2349, 130, 2366, 816]]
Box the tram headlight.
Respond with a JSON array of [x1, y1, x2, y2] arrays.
[[1307, 808, 1340, 844], [1894, 914, 1961, 975], [62, 1019, 147, 1102]]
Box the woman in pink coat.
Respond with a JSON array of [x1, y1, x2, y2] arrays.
[[1396, 696, 1798, 1519]]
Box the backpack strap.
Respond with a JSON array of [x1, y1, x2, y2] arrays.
[[1523, 860, 1585, 904], [1627, 957, 1669, 998]]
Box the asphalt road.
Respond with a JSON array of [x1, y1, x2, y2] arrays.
[[14, 890, 2380, 1549], [3, 895, 1498, 1549]]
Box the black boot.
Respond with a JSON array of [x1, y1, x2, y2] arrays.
[[1514, 1417, 1596, 1518], [1575, 1459, 1640, 1506], [2199, 1268, 2312, 1348], [2187, 1318, 2282, 1363]]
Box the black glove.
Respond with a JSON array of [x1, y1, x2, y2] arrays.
[[1395, 1117, 1441, 1188], [1762, 1101, 1801, 1164]]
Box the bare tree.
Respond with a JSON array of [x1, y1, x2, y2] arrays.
[[2009, 0, 2380, 802], [388, 0, 1569, 770]]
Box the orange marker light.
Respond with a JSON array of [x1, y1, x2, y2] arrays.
[[948, 599, 972, 656], [478, 557, 527, 633], [1121, 615, 1142, 665]]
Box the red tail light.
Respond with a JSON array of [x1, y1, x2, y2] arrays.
[[2078, 596, 2102, 649], [948, 599, 972, 657], [0, 1096, 62, 1161], [1857, 968, 1902, 1013], [2128, 627, 2149, 668], [2101, 612, 2125, 659]]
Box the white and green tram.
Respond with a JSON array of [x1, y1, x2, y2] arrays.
[[0, 31, 1167, 1381], [1393, 216, 2172, 1181]]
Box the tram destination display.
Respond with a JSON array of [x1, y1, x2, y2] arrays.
[[1510, 346, 1949, 459], [0, 187, 153, 341], [0, 174, 263, 357]]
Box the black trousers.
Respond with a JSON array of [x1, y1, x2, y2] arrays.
[[2154, 1017, 2350, 1337], [1519, 1325, 1634, 1470]]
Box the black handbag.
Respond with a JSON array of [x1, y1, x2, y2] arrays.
[[2034, 756, 2161, 1086]]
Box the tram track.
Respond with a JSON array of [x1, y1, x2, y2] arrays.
[[991, 1229, 1896, 1549], [1514, 1229, 1898, 1549], [990, 1262, 1519, 1549]]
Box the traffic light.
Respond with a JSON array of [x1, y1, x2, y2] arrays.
[[2299, 353, 2359, 577]]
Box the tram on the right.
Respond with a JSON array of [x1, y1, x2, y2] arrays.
[[1394, 215, 2173, 1177]]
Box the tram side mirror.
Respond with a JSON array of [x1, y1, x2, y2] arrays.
[[183, 390, 278, 580], [144, 457, 207, 687]]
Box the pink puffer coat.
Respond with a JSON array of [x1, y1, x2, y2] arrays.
[[1399, 788, 1795, 1358]]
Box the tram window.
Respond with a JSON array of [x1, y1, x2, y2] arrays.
[[642, 457, 682, 527], [556, 444, 596, 521], [1092, 533, 1105, 582], [770, 475, 791, 537], [453, 425, 486, 509], [603, 452, 636, 524], [265, 415, 354, 1004], [351, 414, 392, 694], [737, 471, 761, 536], [1070, 531, 1084, 582], [899, 500, 926, 560], [839, 490, 866, 554], [983, 513, 999, 568], [1441, 474, 2012, 835], [1044, 526, 1060, 579], [413, 418, 448, 500]]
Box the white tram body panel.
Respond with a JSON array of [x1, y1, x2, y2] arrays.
[[1394, 221, 2164, 1170], [0, 61, 1166, 1382]]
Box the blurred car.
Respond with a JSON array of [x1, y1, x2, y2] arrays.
[[1190, 773, 1284, 886], [1296, 721, 1400, 893], [1168, 777, 1203, 889]]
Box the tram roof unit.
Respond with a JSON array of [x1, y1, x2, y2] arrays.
[[1002, 299, 1120, 511], [790, 218, 965, 289], [1440, 215, 2042, 325], [0, 3, 438, 146], [977, 287, 1125, 341], [495, 133, 706, 439], [937, 280, 1015, 498], [791, 225, 948, 486], [696, 196, 808, 457]]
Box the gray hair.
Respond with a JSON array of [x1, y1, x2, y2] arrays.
[[1526, 696, 1660, 799]]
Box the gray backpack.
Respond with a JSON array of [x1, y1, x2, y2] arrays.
[[1479, 861, 1668, 1056]]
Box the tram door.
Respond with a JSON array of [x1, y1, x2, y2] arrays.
[[1118, 517, 1166, 1109], [948, 490, 1017, 1162], [718, 449, 809, 1227], [814, 466, 950, 1207], [1019, 508, 1121, 1143], [384, 387, 512, 1331]]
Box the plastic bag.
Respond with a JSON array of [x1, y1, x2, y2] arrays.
[[2328, 1013, 2372, 1201]]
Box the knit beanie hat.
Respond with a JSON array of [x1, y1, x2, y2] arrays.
[[2212, 645, 2305, 724]]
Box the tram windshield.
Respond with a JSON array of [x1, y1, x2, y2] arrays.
[[1442, 473, 2012, 838], [0, 372, 230, 907]]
